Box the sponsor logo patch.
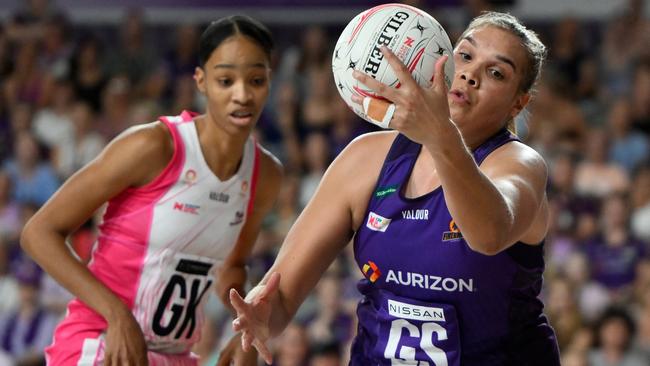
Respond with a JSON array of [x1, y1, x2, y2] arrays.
[[388, 299, 446, 322], [367, 211, 391, 232], [402, 209, 429, 220], [362, 260, 382, 282], [375, 185, 398, 198], [173, 202, 200, 215], [209, 192, 230, 203]]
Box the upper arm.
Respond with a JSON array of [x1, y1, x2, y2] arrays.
[[24, 123, 173, 237], [225, 147, 284, 266], [480, 142, 548, 245], [268, 132, 394, 314]]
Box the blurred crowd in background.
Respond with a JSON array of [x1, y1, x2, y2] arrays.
[[0, 0, 649, 365]]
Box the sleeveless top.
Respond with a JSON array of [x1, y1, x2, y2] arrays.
[[351, 129, 560, 366], [54, 110, 260, 354]]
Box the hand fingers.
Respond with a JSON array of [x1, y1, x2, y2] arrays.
[[259, 272, 281, 301], [232, 317, 249, 332], [433, 55, 449, 91], [242, 332, 255, 352], [252, 338, 273, 365], [352, 70, 399, 102], [229, 288, 250, 315], [380, 46, 418, 89]]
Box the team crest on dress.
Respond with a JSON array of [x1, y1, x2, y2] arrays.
[[442, 219, 463, 241], [240, 180, 249, 196], [184, 169, 197, 184]]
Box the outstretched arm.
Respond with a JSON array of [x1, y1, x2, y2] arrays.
[[227, 132, 392, 364]]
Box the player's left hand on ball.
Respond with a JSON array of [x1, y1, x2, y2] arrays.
[[216, 333, 259, 366], [351, 46, 451, 145]]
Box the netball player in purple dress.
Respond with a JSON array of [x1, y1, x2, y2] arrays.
[[227, 12, 560, 366]]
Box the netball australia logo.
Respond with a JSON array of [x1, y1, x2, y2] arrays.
[[367, 211, 391, 232], [442, 219, 463, 241]]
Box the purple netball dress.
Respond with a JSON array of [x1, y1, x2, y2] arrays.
[[351, 129, 560, 366]]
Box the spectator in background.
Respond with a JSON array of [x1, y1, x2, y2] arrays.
[[96, 76, 132, 139], [306, 274, 353, 349], [545, 276, 584, 351], [31, 78, 75, 166], [563, 252, 611, 322], [589, 307, 647, 366], [3, 132, 58, 206], [607, 98, 649, 174], [526, 74, 587, 157], [166, 24, 199, 80], [0, 258, 58, 366], [38, 14, 72, 79], [3, 41, 47, 107], [630, 165, 650, 243], [631, 63, 650, 135], [298, 132, 329, 209], [55, 101, 105, 178], [0, 241, 18, 314], [583, 193, 646, 295], [106, 8, 157, 87], [548, 17, 585, 86], [273, 323, 309, 366], [0, 171, 20, 242], [309, 340, 341, 366], [574, 128, 629, 198], [68, 35, 108, 112], [599, 13, 639, 99]]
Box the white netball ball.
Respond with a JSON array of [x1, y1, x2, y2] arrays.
[[332, 3, 455, 128]]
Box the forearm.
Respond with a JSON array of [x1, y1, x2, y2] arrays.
[[21, 224, 131, 323], [423, 122, 512, 255]]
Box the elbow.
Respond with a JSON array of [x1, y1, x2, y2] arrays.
[[20, 217, 43, 258], [20, 220, 36, 255], [464, 228, 509, 256]]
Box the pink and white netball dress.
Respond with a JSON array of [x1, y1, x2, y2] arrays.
[[46, 111, 260, 365]]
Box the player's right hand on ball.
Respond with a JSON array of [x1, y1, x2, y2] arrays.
[[229, 272, 281, 365], [105, 306, 149, 366]]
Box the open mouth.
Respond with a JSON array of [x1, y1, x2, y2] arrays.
[[449, 90, 469, 105], [229, 110, 254, 124]]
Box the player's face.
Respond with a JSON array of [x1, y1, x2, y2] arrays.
[[194, 35, 270, 135], [448, 26, 530, 136]]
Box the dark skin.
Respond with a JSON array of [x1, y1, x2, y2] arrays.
[[21, 35, 281, 365]]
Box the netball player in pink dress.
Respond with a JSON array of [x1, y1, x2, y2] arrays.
[[21, 15, 282, 366]]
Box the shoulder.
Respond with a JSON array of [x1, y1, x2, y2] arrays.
[[482, 140, 548, 181], [98, 121, 174, 187], [337, 130, 398, 166], [110, 121, 174, 160]]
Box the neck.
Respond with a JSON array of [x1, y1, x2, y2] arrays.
[[195, 115, 248, 181]]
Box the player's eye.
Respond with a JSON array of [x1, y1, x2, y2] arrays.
[[459, 52, 471, 61], [489, 69, 504, 80], [250, 77, 267, 86], [217, 78, 233, 87]]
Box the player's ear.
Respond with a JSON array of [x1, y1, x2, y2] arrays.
[[194, 66, 206, 94], [510, 92, 530, 120]]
